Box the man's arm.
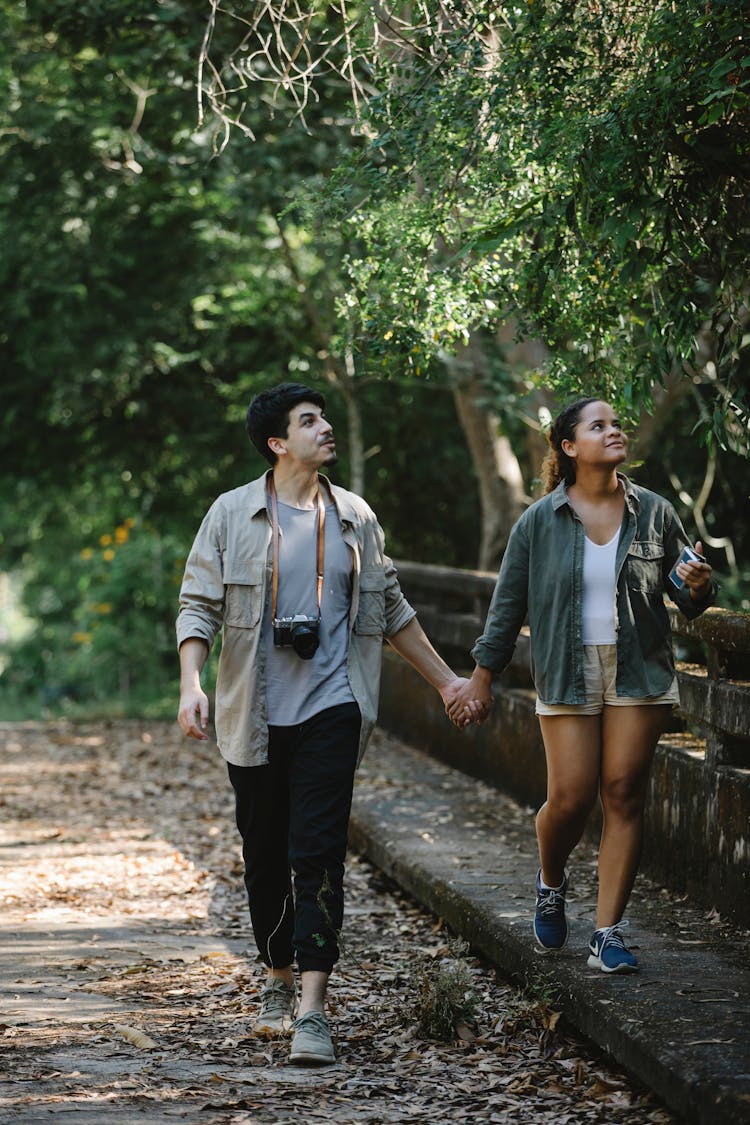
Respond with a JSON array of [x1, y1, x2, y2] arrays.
[[386, 617, 485, 724], [177, 638, 210, 740], [175, 499, 227, 740]]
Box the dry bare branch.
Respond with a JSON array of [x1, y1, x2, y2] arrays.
[[196, 1, 490, 139]]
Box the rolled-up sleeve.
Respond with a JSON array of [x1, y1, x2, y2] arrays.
[[383, 552, 417, 637], [176, 501, 226, 652], [471, 517, 530, 672], [361, 513, 416, 637]]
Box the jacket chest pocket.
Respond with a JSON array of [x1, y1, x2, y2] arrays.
[[224, 561, 265, 629], [626, 541, 664, 592], [354, 570, 386, 635]]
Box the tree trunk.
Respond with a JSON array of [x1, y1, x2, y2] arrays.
[[333, 348, 366, 496], [274, 216, 366, 494], [446, 337, 527, 571]]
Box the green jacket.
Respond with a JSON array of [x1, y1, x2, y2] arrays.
[[471, 475, 716, 704], [176, 471, 416, 766]]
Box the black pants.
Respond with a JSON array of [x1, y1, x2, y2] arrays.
[[227, 702, 361, 974]]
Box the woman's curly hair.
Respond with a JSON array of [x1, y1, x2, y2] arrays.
[[540, 397, 601, 494]]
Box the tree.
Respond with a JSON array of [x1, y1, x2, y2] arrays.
[[0, 1, 483, 711], [202, 2, 749, 455]]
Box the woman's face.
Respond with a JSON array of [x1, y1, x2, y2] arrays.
[[563, 400, 628, 468]]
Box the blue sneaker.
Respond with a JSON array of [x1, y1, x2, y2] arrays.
[[533, 869, 569, 952], [587, 922, 638, 973]]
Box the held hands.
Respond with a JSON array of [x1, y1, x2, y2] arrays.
[[440, 672, 493, 730], [677, 541, 713, 601], [178, 686, 210, 740]]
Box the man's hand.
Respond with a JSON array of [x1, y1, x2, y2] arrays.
[[178, 686, 209, 740], [385, 620, 489, 729], [446, 667, 493, 728], [178, 638, 210, 740]]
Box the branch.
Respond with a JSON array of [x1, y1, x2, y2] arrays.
[[668, 459, 737, 573]]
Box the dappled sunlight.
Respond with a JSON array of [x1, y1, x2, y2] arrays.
[[0, 721, 680, 1124], [1, 843, 213, 924], [0, 722, 234, 936]]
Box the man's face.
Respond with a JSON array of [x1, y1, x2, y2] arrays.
[[270, 402, 337, 468]]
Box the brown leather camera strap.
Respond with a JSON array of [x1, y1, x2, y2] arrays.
[[268, 474, 326, 621]]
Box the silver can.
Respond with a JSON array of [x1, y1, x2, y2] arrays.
[[669, 545, 705, 589]]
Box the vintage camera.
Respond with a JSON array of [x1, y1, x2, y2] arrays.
[[272, 614, 320, 660]]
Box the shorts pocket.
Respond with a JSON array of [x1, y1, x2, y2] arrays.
[[224, 562, 265, 628], [626, 541, 664, 592], [354, 570, 386, 635]]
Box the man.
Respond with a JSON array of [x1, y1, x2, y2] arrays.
[[177, 383, 479, 1066]]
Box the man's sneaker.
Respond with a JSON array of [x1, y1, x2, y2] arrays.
[[587, 922, 638, 974], [533, 868, 569, 952], [252, 978, 297, 1037], [289, 1010, 336, 1065]]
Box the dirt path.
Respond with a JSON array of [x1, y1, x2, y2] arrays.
[[0, 721, 676, 1123]]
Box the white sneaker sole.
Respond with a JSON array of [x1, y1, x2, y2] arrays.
[[533, 923, 570, 954], [289, 1026, 336, 1064], [587, 953, 638, 974], [252, 1016, 295, 1037], [289, 1046, 336, 1065]]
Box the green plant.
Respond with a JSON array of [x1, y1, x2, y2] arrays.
[[410, 940, 478, 1041], [493, 976, 564, 1052]]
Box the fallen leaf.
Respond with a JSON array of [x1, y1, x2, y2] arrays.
[[455, 1021, 476, 1044], [589, 1077, 625, 1099], [112, 1024, 159, 1050], [686, 1038, 735, 1045]]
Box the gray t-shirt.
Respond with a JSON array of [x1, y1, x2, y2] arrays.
[[264, 499, 356, 725]]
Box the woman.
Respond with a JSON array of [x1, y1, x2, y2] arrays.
[[449, 398, 716, 972]]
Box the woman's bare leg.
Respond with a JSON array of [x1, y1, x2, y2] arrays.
[[536, 714, 602, 886], [596, 706, 667, 927]]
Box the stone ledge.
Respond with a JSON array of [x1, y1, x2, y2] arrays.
[[378, 651, 750, 927], [350, 730, 750, 1125]]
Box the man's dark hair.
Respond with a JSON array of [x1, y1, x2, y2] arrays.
[[246, 382, 326, 465]]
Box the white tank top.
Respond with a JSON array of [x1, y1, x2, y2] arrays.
[[582, 531, 618, 644]]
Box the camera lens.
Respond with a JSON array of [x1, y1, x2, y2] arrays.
[[291, 622, 319, 660]]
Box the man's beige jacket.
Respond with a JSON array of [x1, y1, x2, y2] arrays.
[[176, 471, 416, 767]]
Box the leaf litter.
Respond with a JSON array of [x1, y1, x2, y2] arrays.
[[0, 720, 677, 1123]]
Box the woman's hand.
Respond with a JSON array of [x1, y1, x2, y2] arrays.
[[440, 677, 486, 728], [446, 667, 493, 728], [678, 541, 713, 601]]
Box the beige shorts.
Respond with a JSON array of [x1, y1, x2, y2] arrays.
[[535, 644, 680, 717]]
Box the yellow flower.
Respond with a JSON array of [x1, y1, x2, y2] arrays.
[[72, 631, 93, 645], [124, 517, 137, 529], [114, 527, 129, 544], [94, 603, 113, 614], [80, 548, 94, 560], [99, 533, 112, 546], [102, 548, 116, 562]]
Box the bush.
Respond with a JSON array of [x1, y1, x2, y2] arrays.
[[0, 516, 207, 717], [410, 942, 478, 1041]]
